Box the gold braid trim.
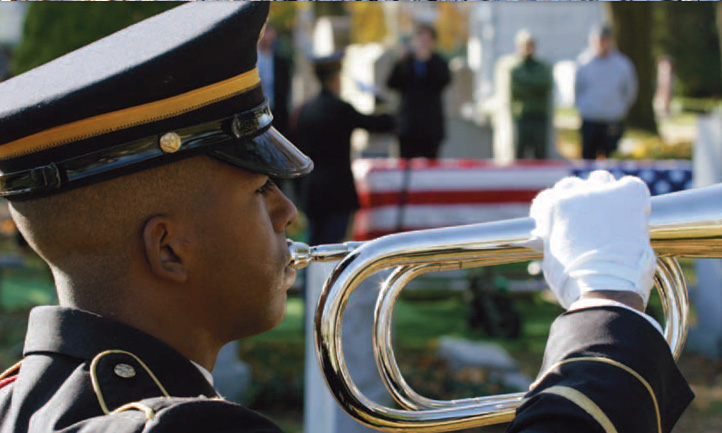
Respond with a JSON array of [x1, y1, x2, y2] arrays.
[[534, 357, 661, 433], [0, 361, 21, 381], [539, 386, 618, 433], [0, 68, 261, 159], [111, 402, 156, 421], [90, 350, 170, 415]]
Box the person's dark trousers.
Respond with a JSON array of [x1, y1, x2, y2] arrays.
[[514, 117, 549, 160], [581, 119, 624, 160], [399, 136, 441, 159], [308, 211, 351, 246]]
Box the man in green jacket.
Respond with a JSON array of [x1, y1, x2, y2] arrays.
[[510, 30, 553, 160]]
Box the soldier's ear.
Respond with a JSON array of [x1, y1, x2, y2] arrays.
[[142, 216, 189, 283]]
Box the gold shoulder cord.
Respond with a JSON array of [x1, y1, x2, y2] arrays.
[[90, 350, 171, 417], [531, 357, 661, 433], [539, 385, 618, 433], [0, 361, 21, 381], [112, 402, 156, 421]]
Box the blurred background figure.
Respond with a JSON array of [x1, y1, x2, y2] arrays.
[[258, 24, 293, 137], [387, 24, 450, 159], [295, 53, 394, 245], [510, 30, 553, 160], [654, 55, 675, 118], [575, 24, 638, 160]]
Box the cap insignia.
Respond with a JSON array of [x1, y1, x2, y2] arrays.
[[159, 132, 182, 153]]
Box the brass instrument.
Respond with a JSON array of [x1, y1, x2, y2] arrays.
[[288, 184, 722, 432]]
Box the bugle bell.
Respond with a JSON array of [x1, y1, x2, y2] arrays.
[[288, 183, 722, 432]]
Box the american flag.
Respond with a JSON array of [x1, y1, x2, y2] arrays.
[[352, 158, 693, 241]]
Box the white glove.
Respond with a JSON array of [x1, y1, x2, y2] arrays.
[[529, 170, 657, 309]]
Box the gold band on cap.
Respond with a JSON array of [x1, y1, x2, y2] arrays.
[[0, 68, 261, 160]]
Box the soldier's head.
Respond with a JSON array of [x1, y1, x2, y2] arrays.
[[312, 53, 344, 94], [0, 3, 312, 344]]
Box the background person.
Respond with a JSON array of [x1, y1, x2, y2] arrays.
[[575, 25, 638, 160], [258, 23, 293, 138], [295, 54, 394, 245], [510, 30, 553, 160], [387, 24, 450, 159]]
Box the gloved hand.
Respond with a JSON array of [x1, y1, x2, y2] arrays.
[[529, 170, 657, 310]]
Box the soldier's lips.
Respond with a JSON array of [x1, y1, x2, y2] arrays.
[[283, 264, 297, 290]]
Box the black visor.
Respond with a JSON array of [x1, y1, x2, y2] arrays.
[[210, 126, 313, 179]]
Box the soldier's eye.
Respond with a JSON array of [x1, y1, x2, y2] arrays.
[[256, 178, 276, 195]]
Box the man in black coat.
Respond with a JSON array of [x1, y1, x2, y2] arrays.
[[387, 24, 450, 159], [258, 24, 292, 138], [295, 54, 394, 245], [0, 4, 692, 433]]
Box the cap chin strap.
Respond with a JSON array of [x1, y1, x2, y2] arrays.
[[0, 103, 273, 200]]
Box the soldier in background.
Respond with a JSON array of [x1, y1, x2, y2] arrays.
[[295, 54, 394, 245]]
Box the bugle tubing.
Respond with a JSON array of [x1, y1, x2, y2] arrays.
[[288, 183, 722, 432]]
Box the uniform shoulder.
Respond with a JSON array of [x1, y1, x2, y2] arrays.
[[68, 397, 284, 433]]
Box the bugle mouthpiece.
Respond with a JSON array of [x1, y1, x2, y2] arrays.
[[287, 240, 364, 269]]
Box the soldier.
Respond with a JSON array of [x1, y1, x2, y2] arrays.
[[295, 53, 394, 245], [0, 4, 691, 433]]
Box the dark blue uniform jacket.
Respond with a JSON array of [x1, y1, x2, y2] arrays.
[[0, 306, 692, 432]]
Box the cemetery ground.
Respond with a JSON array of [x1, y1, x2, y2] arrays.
[[554, 99, 702, 160], [0, 260, 721, 432]]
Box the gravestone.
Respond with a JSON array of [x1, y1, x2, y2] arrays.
[[304, 262, 391, 433], [438, 336, 532, 391], [212, 341, 251, 403], [689, 112, 722, 358]]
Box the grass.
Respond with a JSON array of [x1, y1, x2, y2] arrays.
[[238, 266, 563, 414]]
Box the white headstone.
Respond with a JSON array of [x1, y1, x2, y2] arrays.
[[690, 113, 722, 358], [304, 263, 391, 433]]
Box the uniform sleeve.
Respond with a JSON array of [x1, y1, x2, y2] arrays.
[[507, 307, 693, 433], [345, 101, 395, 133]]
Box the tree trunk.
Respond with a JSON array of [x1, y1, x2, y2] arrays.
[[716, 3, 722, 87], [608, 3, 658, 134]]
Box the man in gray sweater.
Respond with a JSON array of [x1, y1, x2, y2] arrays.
[[575, 25, 637, 160]]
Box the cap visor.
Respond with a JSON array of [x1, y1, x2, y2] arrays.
[[210, 126, 313, 178]]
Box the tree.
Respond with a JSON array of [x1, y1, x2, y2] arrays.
[[716, 3, 722, 93], [655, 3, 721, 99], [12, 2, 176, 76], [607, 3, 658, 134]]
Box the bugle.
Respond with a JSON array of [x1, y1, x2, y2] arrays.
[[288, 183, 722, 432]]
